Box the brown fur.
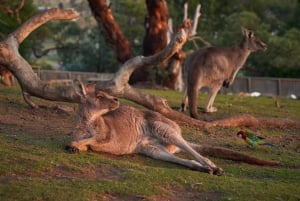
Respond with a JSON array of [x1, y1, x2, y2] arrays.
[[181, 28, 267, 118], [67, 81, 278, 176]]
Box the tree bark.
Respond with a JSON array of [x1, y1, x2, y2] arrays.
[[129, 0, 169, 84], [87, 0, 133, 63], [0, 8, 81, 103], [0, 8, 299, 130]]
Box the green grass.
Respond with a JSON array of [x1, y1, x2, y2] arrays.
[[0, 86, 300, 201]]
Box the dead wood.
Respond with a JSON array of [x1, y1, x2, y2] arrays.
[[0, 8, 298, 130], [211, 114, 300, 129], [0, 8, 81, 104]]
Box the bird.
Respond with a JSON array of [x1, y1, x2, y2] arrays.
[[237, 130, 277, 148]]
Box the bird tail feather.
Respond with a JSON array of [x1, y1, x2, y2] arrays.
[[264, 142, 277, 148]]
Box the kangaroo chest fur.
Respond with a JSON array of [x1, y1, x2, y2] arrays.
[[87, 106, 180, 155], [186, 46, 250, 86]]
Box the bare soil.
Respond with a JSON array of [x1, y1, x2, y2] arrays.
[[1, 94, 299, 200], [0, 96, 225, 200]]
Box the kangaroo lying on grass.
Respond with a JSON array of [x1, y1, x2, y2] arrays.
[[181, 28, 267, 118], [66, 81, 278, 175]]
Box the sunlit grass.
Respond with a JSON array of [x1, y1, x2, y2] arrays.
[[0, 86, 299, 200]]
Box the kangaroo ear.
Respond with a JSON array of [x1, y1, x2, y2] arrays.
[[73, 79, 87, 98], [248, 30, 254, 38], [241, 27, 249, 36], [241, 27, 254, 38]]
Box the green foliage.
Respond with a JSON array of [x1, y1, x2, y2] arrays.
[[180, 0, 300, 78], [110, 0, 145, 56], [266, 28, 300, 77], [0, 0, 38, 58], [1, 0, 299, 77]]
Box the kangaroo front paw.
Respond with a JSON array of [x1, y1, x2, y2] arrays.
[[213, 167, 223, 176], [65, 145, 79, 153]]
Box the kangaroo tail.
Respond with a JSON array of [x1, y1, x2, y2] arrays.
[[188, 142, 279, 166]]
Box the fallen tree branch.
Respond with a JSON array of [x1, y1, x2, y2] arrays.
[[0, 8, 299, 130], [94, 30, 300, 129], [211, 114, 300, 129], [0, 8, 81, 104]]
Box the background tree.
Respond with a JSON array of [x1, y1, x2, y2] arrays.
[[0, 0, 37, 59], [1, 8, 298, 130], [195, 0, 300, 77], [86, 0, 300, 82], [1, 0, 299, 79], [129, 0, 170, 84]]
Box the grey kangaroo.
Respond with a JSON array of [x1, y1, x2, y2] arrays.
[[181, 27, 267, 118], [66, 81, 278, 175]]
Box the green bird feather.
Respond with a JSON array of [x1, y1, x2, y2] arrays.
[[237, 131, 277, 148]]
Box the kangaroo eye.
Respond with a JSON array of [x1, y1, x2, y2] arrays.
[[96, 92, 105, 98]]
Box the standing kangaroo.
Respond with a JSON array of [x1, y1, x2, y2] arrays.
[[66, 81, 278, 175], [181, 28, 267, 118]]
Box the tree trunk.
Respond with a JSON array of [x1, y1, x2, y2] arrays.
[[129, 0, 169, 84], [87, 0, 133, 63], [87, 1, 192, 90], [0, 8, 299, 130]]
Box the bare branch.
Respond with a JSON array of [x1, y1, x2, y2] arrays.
[[15, 0, 25, 13], [191, 4, 201, 36], [0, 8, 81, 103], [0, 7, 299, 130], [118, 29, 187, 86], [183, 3, 188, 21], [22, 91, 38, 108], [15, 0, 25, 24], [189, 35, 211, 47], [0, 3, 14, 16], [32, 46, 63, 58], [12, 8, 79, 45]]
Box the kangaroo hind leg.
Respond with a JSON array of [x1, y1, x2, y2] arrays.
[[173, 140, 223, 175], [180, 89, 188, 112], [138, 142, 213, 174], [205, 86, 222, 113], [151, 121, 223, 175], [187, 85, 200, 119]]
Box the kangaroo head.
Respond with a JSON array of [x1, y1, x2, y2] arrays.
[[241, 27, 267, 52], [74, 80, 119, 122]]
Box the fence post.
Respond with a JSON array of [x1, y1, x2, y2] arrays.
[[247, 77, 252, 93], [277, 78, 282, 96]]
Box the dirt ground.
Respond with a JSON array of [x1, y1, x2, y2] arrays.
[[1, 92, 300, 200], [0, 96, 226, 200], [0, 98, 73, 137]]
